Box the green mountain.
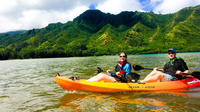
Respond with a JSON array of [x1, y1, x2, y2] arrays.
[[0, 5, 200, 60]]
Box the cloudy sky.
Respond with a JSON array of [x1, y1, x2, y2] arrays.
[[0, 0, 200, 33]]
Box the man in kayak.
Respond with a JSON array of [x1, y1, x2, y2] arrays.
[[139, 49, 190, 83], [87, 52, 132, 82]]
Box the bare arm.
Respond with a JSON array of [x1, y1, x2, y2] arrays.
[[183, 70, 190, 74]]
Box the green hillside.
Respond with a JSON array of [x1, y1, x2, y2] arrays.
[[0, 5, 200, 60]]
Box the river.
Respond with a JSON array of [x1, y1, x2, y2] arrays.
[[0, 52, 200, 112]]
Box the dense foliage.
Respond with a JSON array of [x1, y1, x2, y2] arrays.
[[0, 5, 200, 60]]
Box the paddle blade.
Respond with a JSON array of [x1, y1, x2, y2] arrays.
[[97, 67, 104, 73], [132, 65, 144, 71], [178, 72, 200, 80], [127, 72, 140, 82], [191, 71, 200, 79]]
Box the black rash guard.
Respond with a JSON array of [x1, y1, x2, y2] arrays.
[[163, 57, 189, 80]]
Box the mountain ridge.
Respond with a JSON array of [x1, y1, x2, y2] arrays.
[[0, 5, 200, 60]]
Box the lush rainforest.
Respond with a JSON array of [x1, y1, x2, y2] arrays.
[[0, 5, 200, 60]]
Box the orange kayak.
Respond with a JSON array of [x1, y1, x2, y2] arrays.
[[55, 75, 200, 93]]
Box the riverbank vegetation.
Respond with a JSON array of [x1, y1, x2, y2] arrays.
[[0, 5, 200, 60]]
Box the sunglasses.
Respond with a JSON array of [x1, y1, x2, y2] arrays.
[[168, 52, 175, 54], [120, 56, 126, 57]]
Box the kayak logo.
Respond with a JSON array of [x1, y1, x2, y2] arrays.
[[187, 80, 200, 85], [128, 85, 155, 89]]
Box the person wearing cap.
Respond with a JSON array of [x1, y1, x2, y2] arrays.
[[139, 48, 189, 83]]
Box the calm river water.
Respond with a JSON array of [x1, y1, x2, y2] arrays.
[[0, 52, 200, 112]]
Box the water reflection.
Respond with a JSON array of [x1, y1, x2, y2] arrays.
[[59, 91, 191, 112], [58, 89, 197, 112], [0, 53, 200, 111]]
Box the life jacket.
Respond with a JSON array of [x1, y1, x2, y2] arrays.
[[164, 57, 189, 79], [115, 61, 131, 76]]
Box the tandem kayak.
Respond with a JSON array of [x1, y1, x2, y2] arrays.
[[55, 75, 200, 93]]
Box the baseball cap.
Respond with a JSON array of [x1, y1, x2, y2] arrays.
[[168, 48, 176, 53]]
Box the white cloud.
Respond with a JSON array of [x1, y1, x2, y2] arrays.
[[153, 0, 200, 14], [17, 6, 88, 30], [0, 0, 90, 33], [96, 0, 142, 14], [0, 0, 200, 33], [0, 1, 17, 14]]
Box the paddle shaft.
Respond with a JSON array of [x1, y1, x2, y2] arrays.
[[139, 66, 190, 76], [135, 65, 200, 79], [141, 67, 163, 72], [176, 72, 196, 78], [133, 65, 162, 71], [142, 67, 153, 70], [101, 70, 123, 77], [97, 67, 123, 77], [142, 67, 192, 76]]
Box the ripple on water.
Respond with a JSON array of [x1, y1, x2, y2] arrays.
[[0, 53, 200, 111]]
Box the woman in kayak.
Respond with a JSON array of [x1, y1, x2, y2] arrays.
[[139, 49, 190, 83], [87, 52, 132, 82]]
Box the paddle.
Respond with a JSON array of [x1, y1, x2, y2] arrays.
[[176, 72, 200, 79], [97, 67, 140, 82], [97, 67, 120, 77], [132, 65, 153, 71], [132, 65, 200, 79], [97, 67, 107, 73]]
